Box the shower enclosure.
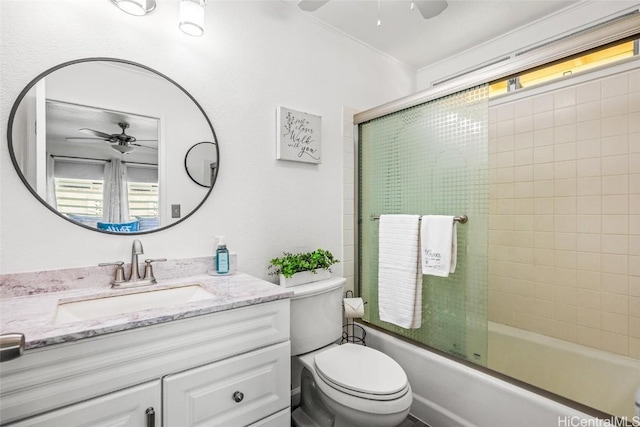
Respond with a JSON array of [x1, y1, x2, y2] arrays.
[[358, 85, 490, 365]]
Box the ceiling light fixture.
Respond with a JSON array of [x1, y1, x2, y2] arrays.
[[109, 0, 156, 16], [179, 0, 207, 37]]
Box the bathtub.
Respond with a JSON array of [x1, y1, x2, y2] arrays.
[[488, 321, 640, 420], [362, 324, 613, 427]]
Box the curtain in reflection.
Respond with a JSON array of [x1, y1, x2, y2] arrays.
[[46, 155, 57, 210], [102, 158, 130, 223]]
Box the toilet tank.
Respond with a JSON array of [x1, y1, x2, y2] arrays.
[[289, 277, 346, 356]]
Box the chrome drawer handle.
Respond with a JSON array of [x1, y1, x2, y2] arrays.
[[145, 407, 155, 427], [0, 333, 25, 362], [232, 391, 244, 403]]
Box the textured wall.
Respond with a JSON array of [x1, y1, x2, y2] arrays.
[[0, 0, 414, 276]]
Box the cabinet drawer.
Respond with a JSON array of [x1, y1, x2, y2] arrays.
[[5, 380, 160, 427], [250, 408, 290, 426], [163, 341, 290, 427]]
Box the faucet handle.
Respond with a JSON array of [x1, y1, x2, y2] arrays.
[[99, 261, 126, 285], [143, 258, 167, 282]]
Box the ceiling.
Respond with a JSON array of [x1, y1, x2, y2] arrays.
[[291, 0, 579, 69]]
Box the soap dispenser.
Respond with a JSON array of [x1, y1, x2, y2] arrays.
[[215, 236, 230, 274]]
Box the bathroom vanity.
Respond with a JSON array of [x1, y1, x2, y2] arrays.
[[0, 272, 292, 426]]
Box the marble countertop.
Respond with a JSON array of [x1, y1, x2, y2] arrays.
[[0, 273, 292, 350]]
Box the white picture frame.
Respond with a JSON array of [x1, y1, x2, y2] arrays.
[[276, 106, 321, 164]]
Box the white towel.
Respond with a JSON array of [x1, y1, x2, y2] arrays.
[[378, 215, 422, 329], [420, 215, 457, 277]]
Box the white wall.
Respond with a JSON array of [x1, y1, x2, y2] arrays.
[[416, 1, 640, 91], [0, 0, 415, 276]]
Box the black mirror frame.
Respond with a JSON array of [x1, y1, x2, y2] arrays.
[[7, 57, 220, 235], [184, 141, 218, 188]]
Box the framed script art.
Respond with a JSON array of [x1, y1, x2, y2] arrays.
[[276, 106, 321, 164]]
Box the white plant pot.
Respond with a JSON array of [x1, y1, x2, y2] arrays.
[[279, 269, 331, 287]]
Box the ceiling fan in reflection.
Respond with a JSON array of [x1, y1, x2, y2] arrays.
[[65, 122, 157, 154], [297, 0, 448, 19]]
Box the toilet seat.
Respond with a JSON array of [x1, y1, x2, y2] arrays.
[[314, 344, 410, 401]]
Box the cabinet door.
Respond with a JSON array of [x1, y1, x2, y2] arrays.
[[163, 341, 290, 427], [249, 408, 291, 426], [6, 380, 160, 427]]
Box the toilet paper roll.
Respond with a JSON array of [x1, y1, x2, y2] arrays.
[[343, 298, 365, 319]]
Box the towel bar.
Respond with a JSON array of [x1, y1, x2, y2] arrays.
[[371, 214, 468, 224]]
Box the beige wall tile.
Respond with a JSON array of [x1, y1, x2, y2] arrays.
[[577, 101, 601, 122], [601, 234, 628, 255], [602, 312, 628, 334], [534, 128, 554, 147], [533, 93, 554, 113], [577, 158, 600, 177], [601, 134, 628, 157], [577, 215, 601, 234], [576, 289, 601, 310], [602, 114, 629, 138], [601, 331, 628, 356], [576, 252, 601, 272], [577, 177, 601, 196], [576, 326, 601, 349], [577, 233, 601, 252], [601, 175, 629, 195], [602, 155, 628, 176], [602, 74, 628, 98], [577, 307, 601, 329], [577, 80, 601, 104], [555, 106, 576, 126], [555, 87, 576, 108], [555, 124, 576, 144], [514, 132, 534, 150], [602, 253, 628, 274], [602, 215, 628, 235], [576, 270, 601, 291], [576, 122, 601, 143], [630, 337, 640, 360], [602, 94, 628, 118], [577, 196, 601, 214], [602, 292, 628, 315], [534, 111, 554, 130], [601, 195, 628, 215]]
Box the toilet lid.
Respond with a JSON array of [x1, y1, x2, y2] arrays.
[[314, 344, 408, 397]]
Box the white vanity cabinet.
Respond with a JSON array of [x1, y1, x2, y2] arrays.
[[163, 341, 290, 426], [0, 299, 290, 427], [5, 380, 161, 427]]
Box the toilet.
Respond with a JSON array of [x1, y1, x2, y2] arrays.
[[290, 277, 413, 427]]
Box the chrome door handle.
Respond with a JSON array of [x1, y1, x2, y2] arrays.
[[145, 407, 155, 427], [0, 333, 25, 362]]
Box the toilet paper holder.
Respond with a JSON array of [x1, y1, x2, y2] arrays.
[[342, 290, 367, 346]]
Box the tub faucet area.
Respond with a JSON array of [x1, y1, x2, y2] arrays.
[[99, 240, 166, 288]]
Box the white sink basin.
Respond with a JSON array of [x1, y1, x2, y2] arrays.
[[54, 285, 218, 325]]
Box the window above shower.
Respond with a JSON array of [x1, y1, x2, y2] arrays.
[[489, 38, 639, 98]]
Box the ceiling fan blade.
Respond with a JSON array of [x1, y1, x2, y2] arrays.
[[414, 0, 448, 19], [65, 137, 105, 142], [78, 128, 113, 139], [297, 0, 329, 12], [131, 143, 157, 150]]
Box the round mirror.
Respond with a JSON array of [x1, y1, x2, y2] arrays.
[[185, 142, 218, 188], [7, 58, 219, 234]]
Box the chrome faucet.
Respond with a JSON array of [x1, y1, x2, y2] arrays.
[[99, 239, 166, 289], [129, 239, 144, 282]]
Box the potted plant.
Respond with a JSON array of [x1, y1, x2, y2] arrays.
[[268, 248, 339, 287]]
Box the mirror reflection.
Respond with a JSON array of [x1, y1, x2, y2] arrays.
[[8, 59, 219, 234], [185, 142, 218, 188]]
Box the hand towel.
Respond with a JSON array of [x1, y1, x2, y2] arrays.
[[378, 215, 422, 329], [420, 215, 457, 277]]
